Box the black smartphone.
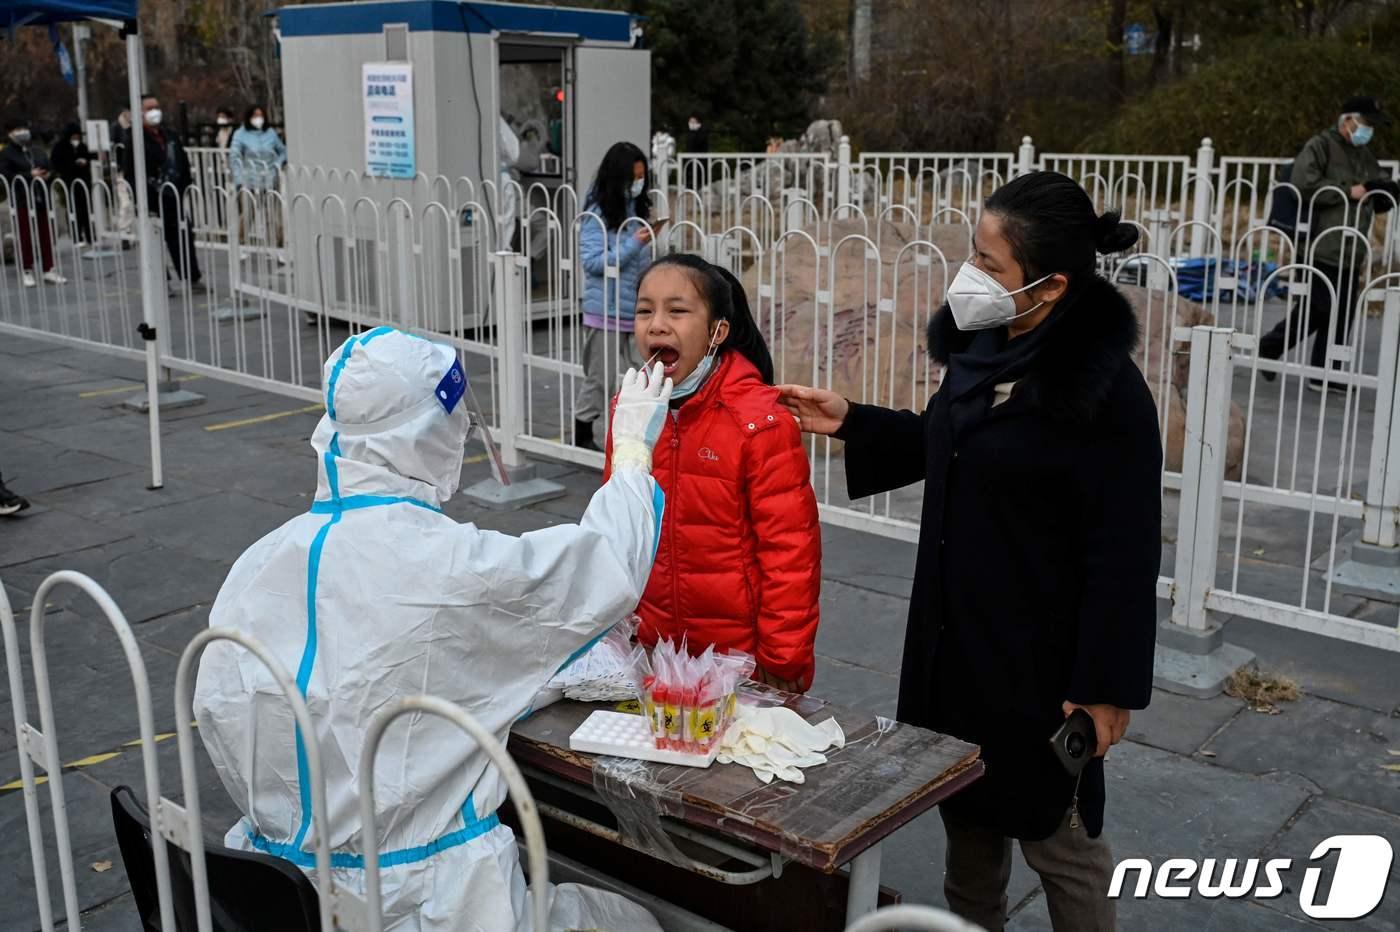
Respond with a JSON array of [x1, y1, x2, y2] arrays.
[[1050, 708, 1098, 775]]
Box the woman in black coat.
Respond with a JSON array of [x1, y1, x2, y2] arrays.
[[50, 122, 94, 245], [780, 172, 1161, 932]]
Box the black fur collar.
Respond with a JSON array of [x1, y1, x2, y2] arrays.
[[927, 274, 1141, 424]]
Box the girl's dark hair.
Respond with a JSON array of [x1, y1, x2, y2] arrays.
[[243, 104, 266, 129], [587, 140, 652, 231], [639, 253, 774, 385], [984, 171, 1139, 287]]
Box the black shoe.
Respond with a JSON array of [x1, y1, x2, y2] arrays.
[[190, 279, 209, 294], [0, 481, 30, 517], [573, 419, 599, 452], [1256, 343, 1282, 382], [1307, 379, 1347, 395]]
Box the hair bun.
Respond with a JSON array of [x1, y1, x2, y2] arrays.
[[1094, 211, 1139, 254]]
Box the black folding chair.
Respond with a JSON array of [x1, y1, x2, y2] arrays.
[[110, 784, 321, 931]]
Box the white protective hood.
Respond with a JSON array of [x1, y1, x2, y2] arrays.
[[311, 326, 470, 507]]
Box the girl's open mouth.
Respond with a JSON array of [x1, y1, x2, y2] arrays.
[[652, 346, 681, 376]]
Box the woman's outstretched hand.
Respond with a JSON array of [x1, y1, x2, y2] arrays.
[[776, 384, 849, 436]]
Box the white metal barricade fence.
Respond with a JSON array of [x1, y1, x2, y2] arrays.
[[0, 175, 148, 359], [1, 572, 555, 931], [171, 625, 348, 932], [1191, 276, 1400, 652], [8, 147, 1400, 658], [358, 695, 551, 932], [858, 150, 1018, 225], [2, 572, 180, 931]]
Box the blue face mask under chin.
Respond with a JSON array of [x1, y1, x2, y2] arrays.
[[669, 352, 716, 400], [668, 327, 723, 400]]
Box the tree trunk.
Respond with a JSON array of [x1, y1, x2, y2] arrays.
[[1106, 0, 1127, 103], [1171, 0, 1188, 79], [1148, 4, 1173, 87], [849, 0, 873, 85], [1295, 0, 1316, 36]]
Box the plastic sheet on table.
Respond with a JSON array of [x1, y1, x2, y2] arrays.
[[591, 755, 692, 867]]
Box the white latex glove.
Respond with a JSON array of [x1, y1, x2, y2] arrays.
[[610, 362, 672, 472], [718, 706, 845, 785]]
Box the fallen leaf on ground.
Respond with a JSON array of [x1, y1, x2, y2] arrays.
[[1224, 665, 1301, 714], [92, 861, 112, 873], [1200, 750, 1217, 758], [1382, 763, 1400, 773]]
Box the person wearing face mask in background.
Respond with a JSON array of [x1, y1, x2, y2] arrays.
[[780, 172, 1160, 932], [214, 107, 236, 149], [572, 141, 665, 451], [209, 108, 236, 234], [1259, 96, 1398, 390], [121, 93, 205, 293], [229, 104, 288, 250], [601, 254, 823, 692], [50, 122, 94, 247], [0, 118, 65, 286], [685, 114, 709, 153]]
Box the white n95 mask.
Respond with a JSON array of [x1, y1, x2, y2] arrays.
[[947, 261, 1053, 331]]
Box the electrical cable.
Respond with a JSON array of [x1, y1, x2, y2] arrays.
[[457, 2, 495, 234]]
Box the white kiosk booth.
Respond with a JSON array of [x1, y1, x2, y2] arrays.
[[274, 0, 650, 330]]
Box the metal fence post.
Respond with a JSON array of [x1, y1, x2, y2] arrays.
[[837, 135, 852, 209], [1363, 286, 1400, 548], [1190, 137, 1214, 258], [494, 251, 527, 470], [1144, 209, 1172, 289], [121, 26, 165, 490], [461, 251, 566, 510], [1330, 285, 1400, 598], [702, 233, 721, 264], [1159, 326, 1254, 696], [1017, 136, 1036, 176]]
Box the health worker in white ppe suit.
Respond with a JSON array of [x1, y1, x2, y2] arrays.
[[193, 326, 672, 931]]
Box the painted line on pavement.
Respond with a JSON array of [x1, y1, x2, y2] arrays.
[[79, 374, 205, 398], [205, 404, 325, 432]]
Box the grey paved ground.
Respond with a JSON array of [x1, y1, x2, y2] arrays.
[[2, 330, 1398, 932]]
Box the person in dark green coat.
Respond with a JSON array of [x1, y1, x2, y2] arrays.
[[1260, 96, 1399, 387]]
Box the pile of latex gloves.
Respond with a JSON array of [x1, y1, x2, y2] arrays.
[[718, 705, 845, 784]]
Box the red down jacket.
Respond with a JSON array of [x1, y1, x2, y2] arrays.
[[603, 351, 823, 688]]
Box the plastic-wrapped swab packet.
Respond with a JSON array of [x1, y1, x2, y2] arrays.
[[627, 638, 754, 752]]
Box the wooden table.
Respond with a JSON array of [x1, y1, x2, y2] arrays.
[[509, 687, 982, 926]]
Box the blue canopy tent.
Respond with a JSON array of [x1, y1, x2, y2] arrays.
[[1, 0, 137, 27], [1, 0, 169, 516]]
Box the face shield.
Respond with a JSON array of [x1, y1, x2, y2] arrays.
[[314, 328, 509, 505]]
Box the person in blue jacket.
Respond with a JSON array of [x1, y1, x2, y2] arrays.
[[229, 104, 287, 247], [573, 141, 658, 451]]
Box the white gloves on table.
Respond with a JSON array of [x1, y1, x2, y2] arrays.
[[610, 362, 672, 473], [718, 705, 846, 784]]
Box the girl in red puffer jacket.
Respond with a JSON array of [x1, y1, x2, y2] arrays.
[[602, 253, 822, 691]]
